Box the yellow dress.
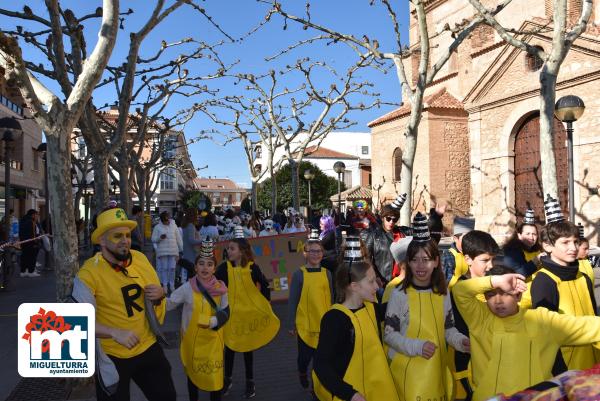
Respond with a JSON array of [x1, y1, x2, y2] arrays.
[[313, 303, 400, 401], [389, 287, 453, 401], [296, 266, 332, 349], [223, 261, 280, 352], [180, 290, 224, 391]]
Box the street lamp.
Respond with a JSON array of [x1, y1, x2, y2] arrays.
[[0, 117, 22, 241], [555, 95, 585, 222], [333, 161, 346, 219], [303, 169, 315, 208]]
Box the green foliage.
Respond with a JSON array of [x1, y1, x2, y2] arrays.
[[257, 161, 345, 212], [178, 185, 212, 211]]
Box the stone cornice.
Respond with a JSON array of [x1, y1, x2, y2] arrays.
[[465, 69, 600, 113]]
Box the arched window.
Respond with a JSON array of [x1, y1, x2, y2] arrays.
[[393, 147, 402, 182]]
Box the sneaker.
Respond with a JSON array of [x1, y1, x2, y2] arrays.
[[244, 381, 256, 399], [29, 271, 40, 278], [299, 373, 309, 389], [222, 376, 232, 396], [20, 272, 29, 278]]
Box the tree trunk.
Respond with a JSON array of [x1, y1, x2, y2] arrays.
[[251, 179, 258, 212], [538, 68, 559, 199], [92, 156, 110, 215], [399, 100, 425, 226], [269, 162, 277, 215], [119, 146, 131, 213], [47, 131, 79, 302], [73, 189, 83, 219], [138, 171, 146, 242], [289, 158, 300, 211]]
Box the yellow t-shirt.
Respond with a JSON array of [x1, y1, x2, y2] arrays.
[[78, 250, 166, 358]]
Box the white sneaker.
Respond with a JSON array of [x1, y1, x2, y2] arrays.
[[20, 272, 29, 278], [29, 271, 40, 278]]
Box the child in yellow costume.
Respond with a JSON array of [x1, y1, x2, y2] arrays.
[[448, 230, 500, 401], [215, 228, 279, 399], [502, 208, 542, 278], [288, 230, 334, 390], [531, 197, 599, 374], [168, 238, 229, 401], [313, 236, 400, 401], [453, 267, 600, 401], [577, 223, 595, 284], [442, 216, 475, 289], [384, 213, 469, 401]]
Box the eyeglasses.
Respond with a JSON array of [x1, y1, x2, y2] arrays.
[[385, 216, 399, 223]]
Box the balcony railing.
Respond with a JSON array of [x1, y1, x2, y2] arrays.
[[0, 94, 24, 116]]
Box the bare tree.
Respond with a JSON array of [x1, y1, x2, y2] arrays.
[[229, 58, 380, 211], [267, 0, 510, 224], [466, 0, 593, 199], [0, 0, 119, 300], [203, 96, 284, 214]]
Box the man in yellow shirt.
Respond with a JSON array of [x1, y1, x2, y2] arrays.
[[72, 208, 175, 401], [453, 266, 600, 401]]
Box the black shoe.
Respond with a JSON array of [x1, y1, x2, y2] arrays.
[[222, 376, 232, 396], [299, 373, 309, 389], [244, 381, 256, 399]]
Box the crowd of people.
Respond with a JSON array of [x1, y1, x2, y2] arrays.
[[72, 192, 600, 401]]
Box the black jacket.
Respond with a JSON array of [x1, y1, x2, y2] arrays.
[[360, 225, 394, 283], [19, 215, 41, 249]]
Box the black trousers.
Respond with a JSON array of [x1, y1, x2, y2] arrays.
[[96, 342, 176, 401], [224, 346, 253, 380], [187, 377, 221, 401], [20, 246, 39, 273], [297, 336, 315, 374]]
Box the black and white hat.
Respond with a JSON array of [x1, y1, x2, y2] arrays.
[[199, 238, 214, 259], [234, 225, 245, 239], [391, 193, 407, 210], [343, 236, 364, 262], [544, 194, 564, 224], [523, 208, 535, 225], [308, 229, 319, 242], [412, 212, 431, 243], [578, 223, 585, 240]]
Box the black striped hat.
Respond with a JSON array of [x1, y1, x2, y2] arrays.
[[412, 212, 431, 242], [523, 208, 535, 225], [199, 238, 214, 259], [343, 236, 364, 262], [308, 229, 319, 242], [544, 194, 564, 224], [391, 193, 407, 210], [578, 223, 585, 240], [234, 225, 245, 239]]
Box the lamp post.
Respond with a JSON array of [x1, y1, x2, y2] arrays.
[[0, 117, 22, 241], [333, 161, 346, 219], [303, 169, 315, 208], [555, 95, 585, 222]]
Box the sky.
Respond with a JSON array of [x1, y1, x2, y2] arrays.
[[1, 0, 410, 187]]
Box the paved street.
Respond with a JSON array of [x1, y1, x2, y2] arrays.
[[1, 253, 311, 401]]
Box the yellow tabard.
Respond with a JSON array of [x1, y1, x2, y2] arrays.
[[539, 268, 600, 370], [448, 248, 469, 289], [313, 303, 400, 401], [180, 290, 224, 392], [296, 266, 332, 349], [389, 288, 453, 401], [472, 317, 547, 401], [579, 259, 595, 285], [381, 277, 404, 356], [523, 249, 540, 263], [223, 261, 280, 352]]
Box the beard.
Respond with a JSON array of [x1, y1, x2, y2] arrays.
[[107, 247, 131, 262]]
